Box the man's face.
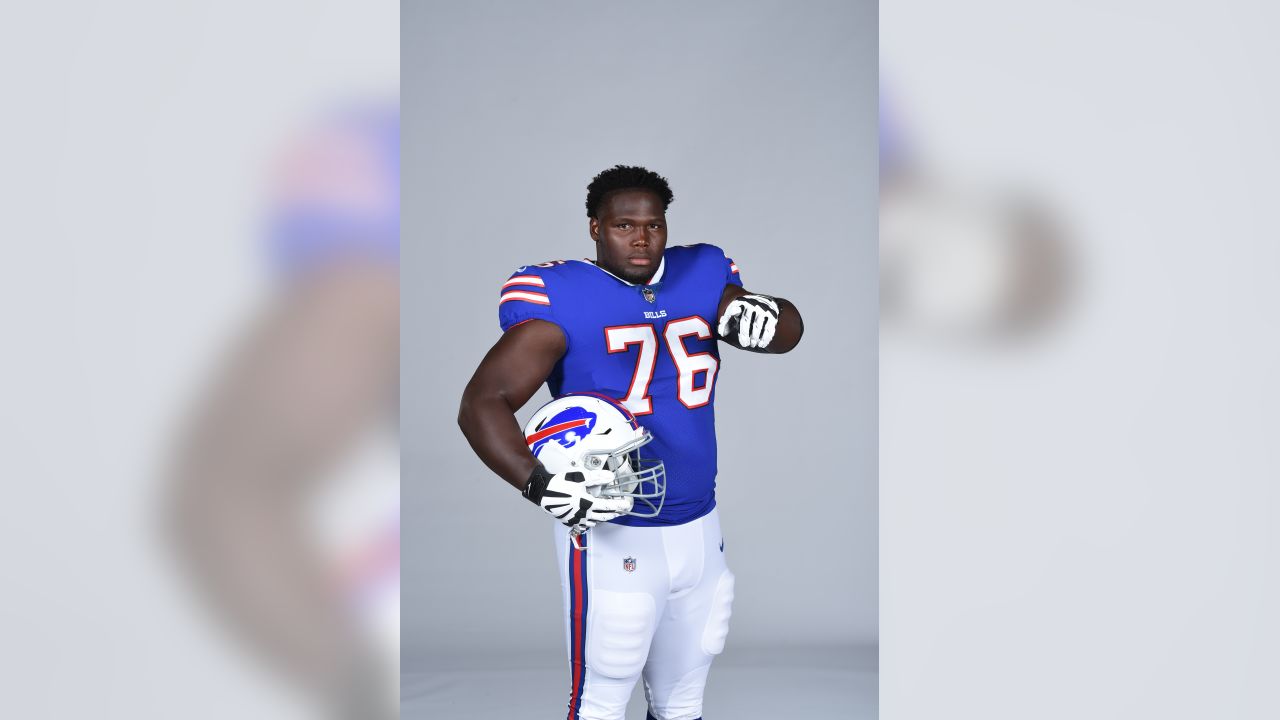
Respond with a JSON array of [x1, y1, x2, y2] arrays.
[[590, 189, 668, 284]]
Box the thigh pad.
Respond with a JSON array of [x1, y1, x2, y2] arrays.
[[700, 570, 735, 656], [589, 590, 657, 679]]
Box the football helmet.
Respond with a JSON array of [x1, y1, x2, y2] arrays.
[[523, 393, 666, 522]]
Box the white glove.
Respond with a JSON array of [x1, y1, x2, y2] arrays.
[[717, 294, 780, 349], [523, 466, 634, 529]]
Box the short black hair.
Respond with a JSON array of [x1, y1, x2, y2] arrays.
[[585, 165, 674, 217]]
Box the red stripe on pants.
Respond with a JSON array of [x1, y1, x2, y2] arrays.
[[567, 536, 587, 719]]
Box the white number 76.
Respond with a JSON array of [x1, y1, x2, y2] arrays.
[[605, 316, 719, 414]]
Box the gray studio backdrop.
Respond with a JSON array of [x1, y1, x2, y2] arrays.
[[403, 0, 876, 673]]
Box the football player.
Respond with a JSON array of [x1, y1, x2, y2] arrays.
[[458, 165, 803, 720]]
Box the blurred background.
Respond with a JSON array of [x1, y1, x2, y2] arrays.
[[8, 1, 1280, 718], [0, 2, 397, 718], [882, 2, 1280, 719]]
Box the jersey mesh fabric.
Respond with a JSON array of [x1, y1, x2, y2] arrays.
[[498, 244, 742, 526]]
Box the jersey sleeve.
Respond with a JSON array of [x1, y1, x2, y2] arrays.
[[497, 268, 560, 332], [720, 247, 743, 287]]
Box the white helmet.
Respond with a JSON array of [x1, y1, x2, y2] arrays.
[[523, 393, 666, 519]]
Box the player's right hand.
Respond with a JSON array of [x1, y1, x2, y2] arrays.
[[522, 465, 633, 529]]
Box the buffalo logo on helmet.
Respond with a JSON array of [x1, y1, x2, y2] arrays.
[[623, 556, 637, 572], [526, 406, 598, 456]]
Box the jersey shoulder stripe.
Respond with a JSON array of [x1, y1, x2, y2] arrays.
[[502, 274, 546, 289], [497, 265, 559, 308], [499, 289, 550, 305], [497, 262, 577, 332], [665, 243, 742, 285]]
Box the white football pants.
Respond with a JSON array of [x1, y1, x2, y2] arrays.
[[555, 508, 734, 720]]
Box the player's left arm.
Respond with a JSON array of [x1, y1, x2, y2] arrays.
[[716, 284, 804, 353]]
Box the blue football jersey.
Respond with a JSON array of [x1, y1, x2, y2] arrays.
[[498, 243, 743, 526]]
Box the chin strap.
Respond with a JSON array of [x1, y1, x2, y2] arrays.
[[569, 525, 588, 551]]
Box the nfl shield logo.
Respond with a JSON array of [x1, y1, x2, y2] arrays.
[[642, 288, 656, 303], [623, 556, 637, 572]]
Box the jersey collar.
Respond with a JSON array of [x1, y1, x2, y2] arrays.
[[585, 256, 665, 286]]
